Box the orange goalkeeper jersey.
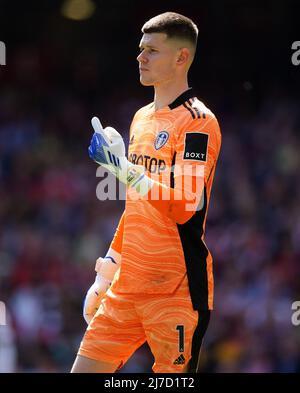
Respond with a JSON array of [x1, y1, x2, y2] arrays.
[[110, 88, 221, 310]]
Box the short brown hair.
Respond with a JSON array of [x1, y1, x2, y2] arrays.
[[142, 12, 198, 50]]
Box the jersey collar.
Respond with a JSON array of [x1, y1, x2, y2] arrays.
[[168, 87, 194, 110]]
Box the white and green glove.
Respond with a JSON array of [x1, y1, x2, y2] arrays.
[[88, 116, 153, 196]]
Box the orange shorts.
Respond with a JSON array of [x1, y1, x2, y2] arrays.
[[78, 274, 210, 373]]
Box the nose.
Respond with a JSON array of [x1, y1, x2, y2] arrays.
[[137, 50, 148, 64]]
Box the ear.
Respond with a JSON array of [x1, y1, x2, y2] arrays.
[[176, 48, 190, 66]]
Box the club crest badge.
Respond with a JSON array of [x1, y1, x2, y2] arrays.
[[154, 131, 169, 150]]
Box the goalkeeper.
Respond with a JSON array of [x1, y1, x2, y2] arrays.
[[72, 12, 221, 373]]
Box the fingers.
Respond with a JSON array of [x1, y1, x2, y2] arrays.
[[91, 116, 103, 133], [91, 116, 111, 145], [105, 126, 122, 144], [88, 145, 94, 160]]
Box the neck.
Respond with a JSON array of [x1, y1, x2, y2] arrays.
[[153, 77, 189, 111]]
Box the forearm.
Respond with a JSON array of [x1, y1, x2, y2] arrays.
[[142, 175, 203, 224], [109, 212, 125, 255]]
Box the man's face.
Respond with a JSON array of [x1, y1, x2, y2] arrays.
[[137, 33, 180, 86]]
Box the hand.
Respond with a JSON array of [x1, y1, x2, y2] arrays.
[[88, 117, 127, 179], [88, 116, 153, 195], [83, 272, 111, 324], [83, 253, 121, 324]]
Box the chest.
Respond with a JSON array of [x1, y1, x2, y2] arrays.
[[128, 116, 176, 175]]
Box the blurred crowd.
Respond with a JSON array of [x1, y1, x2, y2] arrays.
[[1, 1, 300, 373]]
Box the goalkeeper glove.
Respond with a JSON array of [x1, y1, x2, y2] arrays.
[[83, 250, 120, 324], [88, 116, 154, 196]]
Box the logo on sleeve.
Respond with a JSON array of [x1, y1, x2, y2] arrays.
[[154, 131, 169, 150], [183, 132, 208, 162]]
